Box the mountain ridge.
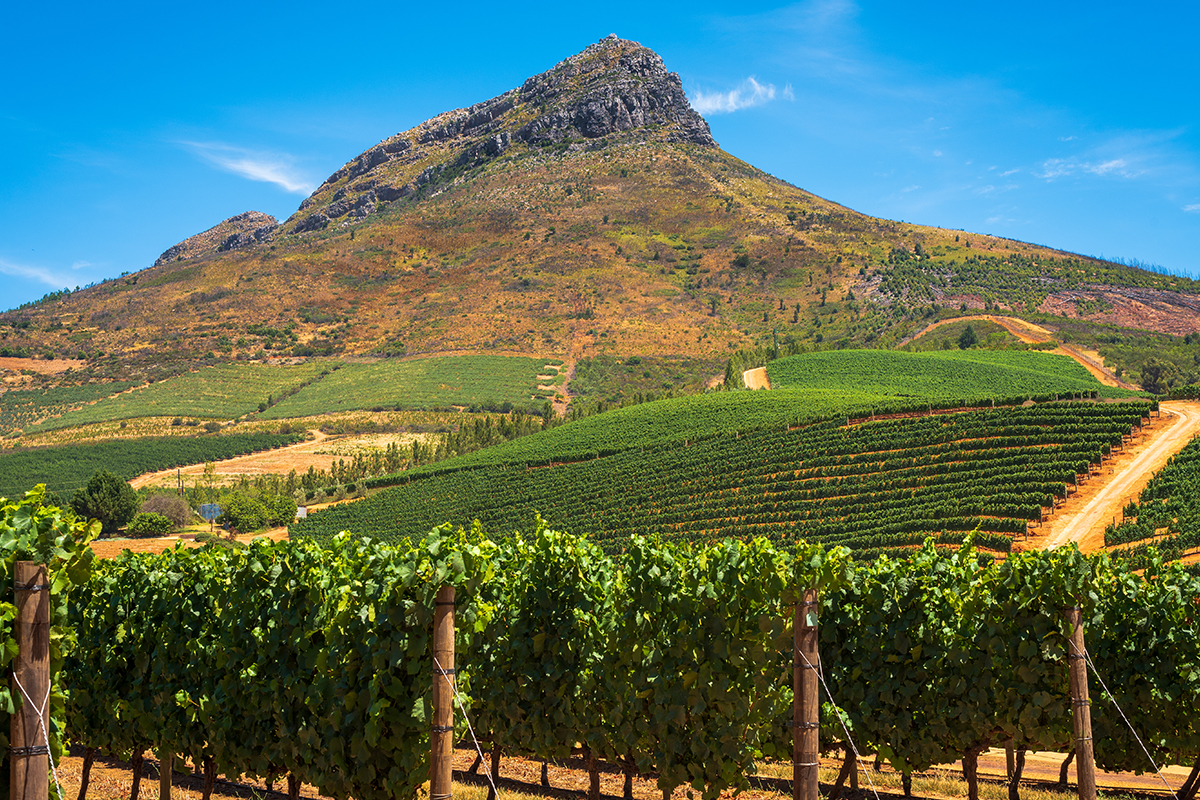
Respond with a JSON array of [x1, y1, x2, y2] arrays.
[[2, 35, 1197, 382]]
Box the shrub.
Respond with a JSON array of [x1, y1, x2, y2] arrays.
[[219, 494, 271, 533], [204, 421, 222, 433], [127, 512, 173, 538], [141, 493, 194, 530], [266, 495, 298, 526]]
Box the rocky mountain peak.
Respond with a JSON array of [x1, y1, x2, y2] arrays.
[[153, 211, 278, 265], [285, 35, 715, 234]]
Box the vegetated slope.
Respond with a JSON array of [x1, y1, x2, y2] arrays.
[[1104, 429, 1200, 567], [293, 402, 1149, 555], [0, 432, 301, 500], [260, 355, 560, 417], [336, 348, 1128, 475], [766, 349, 1137, 400], [0, 381, 138, 436], [26, 362, 332, 431], [2, 36, 1195, 381]]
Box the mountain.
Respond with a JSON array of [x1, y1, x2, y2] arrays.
[[3, 35, 1198, 381]]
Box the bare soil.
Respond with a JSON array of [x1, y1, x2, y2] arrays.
[[0, 356, 87, 375], [743, 366, 771, 389], [51, 745, 1194, 800], [88, 528, 289, 560]]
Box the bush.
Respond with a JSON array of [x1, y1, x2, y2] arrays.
[[219, 494, 271, 533], [203, 421, 222, 433], [266, 495, 298, 526], [127, 512, 173, 537], [141, 493, 194, 530], [71, 471, 138, 534]]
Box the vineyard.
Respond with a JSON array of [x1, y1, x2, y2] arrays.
[[765, 349, 1134, 400], [0, 432, 302, 499], [25, 363, 331, 431], [0, 382, 137, 437], [259, 355, 561, 417], [1105, 433, 1200, 568], [51, 520, 1200, 800], [293, 402, 1152, 555]]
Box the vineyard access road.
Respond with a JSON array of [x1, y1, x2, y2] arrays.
[[1039, 400, 1200, 552], [743, 366, 770, 389]]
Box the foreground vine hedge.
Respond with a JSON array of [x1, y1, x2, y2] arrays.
[[65, 529, 1200, 800], [0, 488, 97, 794]]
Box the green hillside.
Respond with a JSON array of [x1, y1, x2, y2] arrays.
[[25, 362, 332, 430], [260, 355, 560, 417], [766, 349, 1130, 399]]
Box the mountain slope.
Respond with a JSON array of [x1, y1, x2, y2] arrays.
[[3, 35, 1197, 382]]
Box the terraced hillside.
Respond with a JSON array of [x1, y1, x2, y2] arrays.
[[293, 400, 1151, 556]]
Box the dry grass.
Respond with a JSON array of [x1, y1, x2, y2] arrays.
[[54, 746, 1187, 800]]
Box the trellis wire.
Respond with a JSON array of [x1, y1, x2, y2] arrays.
[[795, 641, 882, 800], [1070, 637, 1179, 800], [433, 653, 498, 796], [13, 672, 63, 800]]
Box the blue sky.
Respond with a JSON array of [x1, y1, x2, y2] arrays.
[[3, 1, 1198, 311]]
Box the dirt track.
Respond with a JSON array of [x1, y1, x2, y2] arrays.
[[743, 366, 770, 389], [1040, 401, 1200, 551]]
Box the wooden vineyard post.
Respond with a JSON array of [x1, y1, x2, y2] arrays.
[[431, 586, 455, 800], [159, 749, 172, 800], [11, 562, 49, 800], [1065, 606, 1096, 800], [794, 587, 819, 800]]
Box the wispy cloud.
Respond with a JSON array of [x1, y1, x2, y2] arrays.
[[1037, 156, 1144, 180], [1185, 204, 1200, 213], [179, 141, 315, 194], [690, 77, 783, 114], [0, 258, 74, 289]]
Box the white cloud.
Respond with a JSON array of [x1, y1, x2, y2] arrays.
[[932, 150, 943, 157], [71, 260, 93, 270], [1036, 155, 1144, 180], [1185, 204, 1200, 213], [783, 83, 795, 101], [179, 141, 315, 194], [901, 185, 920, 193], [1000, 168, 1019, 176], [0, 258, 74, 288], [690, 77, 780, 114]]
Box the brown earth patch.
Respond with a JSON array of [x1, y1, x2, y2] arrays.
[[743, 366, 771, 390], [0, 356, 86, 374]]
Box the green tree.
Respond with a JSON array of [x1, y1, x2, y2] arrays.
[[1139, 358, 1179, 394], [71, 470, 139, 533], [958, 324, 979, 350]]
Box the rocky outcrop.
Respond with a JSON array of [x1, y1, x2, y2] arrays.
[[287, 35, 715, 232], [154, 211, 278, 265]]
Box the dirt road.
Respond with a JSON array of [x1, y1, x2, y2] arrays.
[[1041, 400, 1200, 551], [905, 314, 1138, 390], [743, 366, 771, 389]]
